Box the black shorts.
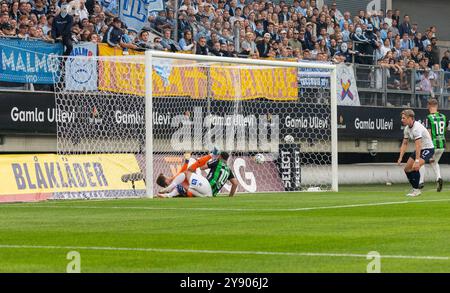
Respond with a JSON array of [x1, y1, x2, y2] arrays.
[[409, 148, 435, 163]]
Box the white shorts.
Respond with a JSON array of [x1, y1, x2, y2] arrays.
[[188, 173, 212, 197], [433, 149, 444, 162]]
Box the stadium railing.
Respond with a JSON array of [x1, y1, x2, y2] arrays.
[[354, 63, 450, 108], [1, 35, 448, 109]]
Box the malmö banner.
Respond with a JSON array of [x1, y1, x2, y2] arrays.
[[0, 38, 63, 84]]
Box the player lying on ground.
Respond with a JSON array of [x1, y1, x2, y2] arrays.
[[156, 151, 239, 198], [397, 109, 435, 197], [418, 98, 447, 192]]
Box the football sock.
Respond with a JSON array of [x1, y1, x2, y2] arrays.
[[165, 189, 180, 198], [410, 171, 420, 189], [166, 173, 186, 191], [430, 161, 441, 180], [419, 165, 425, 184], [188, 155, 212, 171], [405, 171, 415, 188]]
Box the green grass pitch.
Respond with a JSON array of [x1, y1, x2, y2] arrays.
[[0, 184, 449, 273]]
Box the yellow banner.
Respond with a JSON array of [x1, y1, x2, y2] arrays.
[[0, 154, 145, 196], [97, 44, 298, 101]]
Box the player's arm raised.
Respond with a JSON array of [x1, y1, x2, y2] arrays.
[[228, 178, 239, 197], [398, 138, 408, 165]]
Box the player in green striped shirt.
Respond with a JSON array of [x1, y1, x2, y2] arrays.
[[157, 150, 239, 197], [204, 152, 238, 197], [419, 98, 448, 192]]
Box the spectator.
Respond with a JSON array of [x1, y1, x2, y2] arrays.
[[399, 14, 411, 37], [288, 30, 302, 51], [179, 29, 195, 51], [441, 50, 450, 72], [207, 32, 220, 50], [278, 5, 290, 23], [194, 36, 209, 55], [1, 21, 15, 36], [257, 32, 271, 57], [392, 9, 401, 26], [135, 30, 154, 50], [153, 36, 164, 51], [384, 10, 393, 27], [430, 37, 440, 65], [254, 20, 265, 39], [9, 1, 19, 21], [410, 23, 418, 36], [210, 41, 223, 56], [388, 19, 400, 37], [88, 32, 99, 43], [219, 41, 228, 56], [226, 42, 238, 57], [241, 31, 258, 57], [414, 32, 424, 52], [32, 0, 47, 18], [418, 68, 433, 106], [421, 30, 433, 49], [424, 44, 435, 67], [339, 11, 352, 31], [160, 28, 181, 52], [400, 33, 413, 50], [51, 3, 73, 55], [341, 21, 350, 42], [103, 17, 123, 49]]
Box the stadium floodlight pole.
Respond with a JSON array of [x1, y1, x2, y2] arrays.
[[145, 50, 154, 198], [330, 67, 339, 192]]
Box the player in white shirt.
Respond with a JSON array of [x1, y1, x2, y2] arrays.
[[397, 109, 435, 197]]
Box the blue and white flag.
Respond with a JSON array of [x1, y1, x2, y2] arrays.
[[0, 38, 63, 84], [119, 0, 165, 33], [153, 58, 173, 87], [65, 42, 98, 91]]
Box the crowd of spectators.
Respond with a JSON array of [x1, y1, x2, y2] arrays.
[[0, 0, 449, 73]]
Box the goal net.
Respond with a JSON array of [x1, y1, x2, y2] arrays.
[[53, 52, 337, 199]]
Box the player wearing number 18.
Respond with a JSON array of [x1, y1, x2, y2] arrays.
[[397, 109, 435, 197], [419, 98, 447, 192]]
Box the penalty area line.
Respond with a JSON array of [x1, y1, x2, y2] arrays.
[[0, 244, 448, 261]]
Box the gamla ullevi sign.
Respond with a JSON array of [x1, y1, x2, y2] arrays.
[[10, 107, 75, 123]]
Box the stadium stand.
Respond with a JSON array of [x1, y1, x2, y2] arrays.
[[0, 0, 449, 107]]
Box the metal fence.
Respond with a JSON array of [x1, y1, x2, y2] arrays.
[[354, 63, 450, 109]]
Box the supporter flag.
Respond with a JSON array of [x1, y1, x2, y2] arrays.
[[119, 0, 165, 33], [65, 42, 98, 91], [336, 63, 361, 106], [0, 38, 63, 84], [153, 58, 174, 87]]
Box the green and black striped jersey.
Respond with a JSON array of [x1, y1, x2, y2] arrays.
[[425, 112, 448, 149], [206, 159, 235, 196]]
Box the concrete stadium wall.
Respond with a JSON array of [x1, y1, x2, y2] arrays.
[[301, 164, 450, 185]]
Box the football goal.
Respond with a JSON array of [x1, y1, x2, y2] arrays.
[[53, 51, 337, 199]]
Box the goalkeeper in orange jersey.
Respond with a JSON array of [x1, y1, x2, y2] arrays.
[[156, 148, 238, 198], [155, 147, 218, 198]]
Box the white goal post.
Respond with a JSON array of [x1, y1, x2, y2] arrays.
[[144, 51, 338, 197], [54, 51, 338, 199]]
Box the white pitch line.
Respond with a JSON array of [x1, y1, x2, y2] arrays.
[[0, 244, 448, 261], [1, 198, 450, 212]]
